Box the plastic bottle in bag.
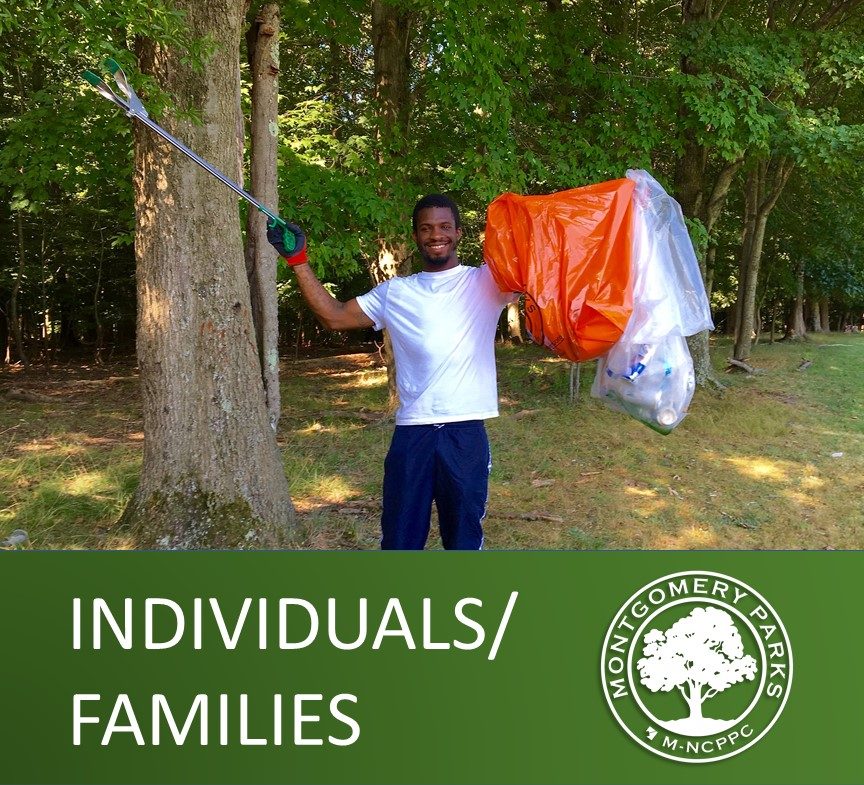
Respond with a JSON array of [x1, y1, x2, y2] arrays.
[[594, 335, 696, 434]]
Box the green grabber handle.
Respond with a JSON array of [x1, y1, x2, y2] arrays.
[[262, 212, 296, 253]]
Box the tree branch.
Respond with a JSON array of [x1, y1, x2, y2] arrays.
[[815, 0, 864, 30], [705, 156, 744, 232], [791, 0, 812, 26], [712, 0, 730, 22]]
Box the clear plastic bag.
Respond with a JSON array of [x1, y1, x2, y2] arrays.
[[594, 336, 696, 434], [591, 170, 713, 433]]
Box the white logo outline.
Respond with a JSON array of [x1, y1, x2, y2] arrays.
[[600, 570, 793, 764]]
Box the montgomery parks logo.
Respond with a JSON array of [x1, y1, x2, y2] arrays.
[[600, 571, 792, 763]]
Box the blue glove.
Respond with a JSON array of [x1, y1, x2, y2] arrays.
[[267, 222, 308, 266]]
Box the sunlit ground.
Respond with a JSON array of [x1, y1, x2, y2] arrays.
[[1, 335, 862, 549]]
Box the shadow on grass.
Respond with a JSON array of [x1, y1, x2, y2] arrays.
[[1, 335, 862, 549]]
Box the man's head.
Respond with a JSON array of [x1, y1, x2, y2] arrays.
[[412, 194, 462, 271]]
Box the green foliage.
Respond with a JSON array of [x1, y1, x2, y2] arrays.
[[0, 0, 206, 358], [3, 0, 864, 358]]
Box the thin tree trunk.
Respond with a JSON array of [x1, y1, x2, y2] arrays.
[[734, 211, 769, 359], [506, 300, 523, 342], [370, 238, 410, 411], [704, 237, 717, 301], [94, 227, 105, 364], [122, 0, 295, 548], [11, 211, 28, 366], [245, 2, 282, 431], [733, 157, 793, 360], [372, 0, 413, 414], [769, 300, 777, 343]]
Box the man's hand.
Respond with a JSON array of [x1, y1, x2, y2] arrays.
[[267, 222, 308, 266]]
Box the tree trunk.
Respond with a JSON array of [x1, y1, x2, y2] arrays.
[[244, 2, 282, 431], [820, 298, 831, 332], [506, 300, 523, 342], [734, 211, 769, 359], [685, 685, 705, 721], [733, 157, 793, 361], [785, 260, 807, 340], [372, 1, 413, 414], [370, 238, 410, 411], [122, 0, 295, 549], [672, 0, 734, 390], [11, 211, 28, 366], [769, 300, 777, 343], [94, 227, 105, 364], [810, 298, 822, 333]]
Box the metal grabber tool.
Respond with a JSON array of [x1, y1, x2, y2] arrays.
[[82, 58, 295, 251]]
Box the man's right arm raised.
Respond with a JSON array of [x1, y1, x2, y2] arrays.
[[292, 263, 374, 331], [267, 222, 374, 332]]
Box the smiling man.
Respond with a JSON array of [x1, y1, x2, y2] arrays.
[[268, 194, 513, 550]]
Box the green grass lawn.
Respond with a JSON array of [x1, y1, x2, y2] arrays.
[[1, 332, 862, 549]]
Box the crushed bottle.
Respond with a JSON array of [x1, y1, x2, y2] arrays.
[[593, 335, 696, 434]]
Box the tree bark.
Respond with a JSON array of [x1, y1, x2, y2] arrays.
[[810, 298, 822, 332], [673, 0, 738, 390], [94, 227, 105, 364], [371, 0, 413, 413], [733, 157, 793, 360], [244, 2, 282, 431], [785, 259, 808, 340], [506, 301, 523, 342], [122, 0, 295, 549], [11, 211, 28, 366], [820, 298, 831, 332]]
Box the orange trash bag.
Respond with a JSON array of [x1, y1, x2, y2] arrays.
[[483, 178, 635, 363]]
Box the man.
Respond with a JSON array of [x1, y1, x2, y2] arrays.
[[268, 194, 513, 550]]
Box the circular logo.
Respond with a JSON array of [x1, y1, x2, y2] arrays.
[[600, 571, 792, 763]]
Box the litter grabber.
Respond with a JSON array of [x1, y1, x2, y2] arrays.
[[82, 58, 296, 252]]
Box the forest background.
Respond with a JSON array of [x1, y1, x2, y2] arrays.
[[1, 0, 863, 549]]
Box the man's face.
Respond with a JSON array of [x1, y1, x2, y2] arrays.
[[413, 206, 462, 270]]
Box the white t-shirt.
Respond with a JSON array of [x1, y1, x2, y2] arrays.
[[356, 264, 512, 425]]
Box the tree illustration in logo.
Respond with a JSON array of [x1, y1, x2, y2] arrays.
[[636, 606, 758, 735]]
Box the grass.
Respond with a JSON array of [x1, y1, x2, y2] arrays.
[[1, 332, 862, 550]]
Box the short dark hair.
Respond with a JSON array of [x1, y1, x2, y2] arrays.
[[412, 194, 461, 230]]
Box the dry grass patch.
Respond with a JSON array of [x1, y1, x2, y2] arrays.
[[1, 333, 862, 549]]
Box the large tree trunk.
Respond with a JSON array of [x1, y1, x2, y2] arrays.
[[784, 260, 807, 340], [733, 157, 793, 360], [820, 298, 831, 332], [372, 0, 413, 413], [122, 0, 295, 549], [810, 298, 822, 333], [244, 2, 282, 431], [673, 0, 737, 390]]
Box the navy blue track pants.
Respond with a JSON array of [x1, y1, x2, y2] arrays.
[[381, 420, 491, 550]]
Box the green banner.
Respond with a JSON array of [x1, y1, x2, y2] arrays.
[[0, 553, 859, 784]]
